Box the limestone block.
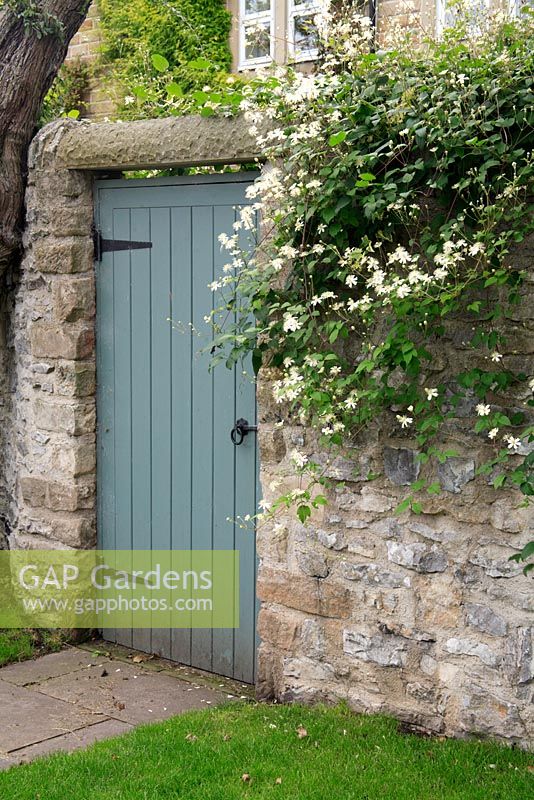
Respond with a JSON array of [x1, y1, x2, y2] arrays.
[[20, 476, 95, 512], [337, 489, 394, 513], [438, 457, 475, 493], [490, 500, 534, 534], [34, 399, 95, 436], [55, 362, 96, 397], [19, 476, 46, 507], [387, 541, 448, 573], [444, 637, 500, 667], [258, 425, 286, 462], [383, 446, 420, 486], [300, 618, 326, 660], [317, 528, 346, 550], [56, 116, 263, 171], [25, 512, 96, 548], [297, 549, 329, 578], [31, 205, 94, 238], [340, 561, 410, 589], [459, 686, 525, 742], [257, 567, 351, 618], [53, 276, 95, 322], [257, 607, 300, 650], [504, 627, 533, 685], [343, 629, 407, 667], [30, 323, 94, 360], [32, 238, 94, 274], [55, 442, 96, 477], [465, 603, 508, 637]]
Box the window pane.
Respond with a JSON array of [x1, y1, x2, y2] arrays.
[[244, 22, 271, 61], [293, 13, 319, 54], [292, 0, 318, 7], [440, 0, 490, 29], [244, 0, 271, 15]]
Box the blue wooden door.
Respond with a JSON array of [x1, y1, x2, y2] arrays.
[[95, 174, 259, 683]]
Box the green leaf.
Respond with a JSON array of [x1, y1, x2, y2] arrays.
[[411, 479, 426, 492], [493, 474, 506, 489], [395, 496, 412, 515], [166, 82, 183, 98], [328, 131, 347, 147], [151, 53, 169, 72], [358, 172, 376, 182], [188, 57, 212, 70], [132, 86, 148, 100], [66, 109, 80, 119], [297, 505, 311, 524], [518, 541, 534, 560]]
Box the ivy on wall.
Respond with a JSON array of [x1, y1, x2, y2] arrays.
[[40, 59, 90, 124]]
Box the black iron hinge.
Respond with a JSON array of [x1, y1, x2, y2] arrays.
[[94, 228, 153, 262]]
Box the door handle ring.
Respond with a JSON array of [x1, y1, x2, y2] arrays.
[[231, 418, 257, 446]]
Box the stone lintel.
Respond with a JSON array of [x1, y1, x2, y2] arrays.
[[55, 115, 264, 171]]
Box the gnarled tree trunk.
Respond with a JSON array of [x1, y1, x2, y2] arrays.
[[0, 0, 90, 275]]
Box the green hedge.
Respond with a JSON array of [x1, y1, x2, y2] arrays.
[[98, 0, 232, 117]]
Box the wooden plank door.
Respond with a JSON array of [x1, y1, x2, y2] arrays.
[[95, 173, 259, 683]]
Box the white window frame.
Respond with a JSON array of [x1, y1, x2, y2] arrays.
[[238, 0, 275, 71], [510, 0, 533, 15], [287, 0, 321, 62], [436, 0, 497, 37]]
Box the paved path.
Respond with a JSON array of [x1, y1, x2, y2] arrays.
[[0, 643, 249, 769]]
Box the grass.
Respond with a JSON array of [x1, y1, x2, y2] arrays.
[[0, 703, 531, 799], [0, 629, 68, 668]]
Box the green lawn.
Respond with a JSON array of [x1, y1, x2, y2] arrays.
[[0, 703, 531, 799], [0, 629, 67, 667]]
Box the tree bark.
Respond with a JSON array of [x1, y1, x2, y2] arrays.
[[0, 0, 90, 274]]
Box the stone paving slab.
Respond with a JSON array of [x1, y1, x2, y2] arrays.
[[0, 645, 237, 769], [0, 648, 111, 687], [10, 719, 134, 764], [0, 679, 106, 752], [37, 660, 225, 726]]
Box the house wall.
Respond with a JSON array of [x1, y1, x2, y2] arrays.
[[65, 2, 115, 120], [66, 1, 440, 118], [1, 116, 532, 748]]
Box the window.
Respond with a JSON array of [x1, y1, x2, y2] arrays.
[[436, 0, 530, 35], [239, 0, 274, 70], [510, 0, 533, 15], [288, 0, 321, 62], [436, 0, 491, 36], [237, 0, 321, 70]]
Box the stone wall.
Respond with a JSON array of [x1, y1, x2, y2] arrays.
[[3, 122, 97, 552], [255, 263, 534, 746], [1, 116, 531, 748]]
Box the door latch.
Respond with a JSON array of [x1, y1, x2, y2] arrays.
[[230, 418, 257, 446]]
